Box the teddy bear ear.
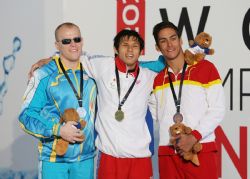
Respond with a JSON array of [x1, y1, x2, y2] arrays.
[[169, 126, 174, 132], [169, 126, 172, 130], [189, 40, 194, 46], [195, 32, 204, 40]]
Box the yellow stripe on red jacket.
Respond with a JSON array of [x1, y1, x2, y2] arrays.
[[151, 60, 225, 148]]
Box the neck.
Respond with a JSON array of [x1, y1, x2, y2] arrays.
[[115, 57, 139, 77], [60, 58, 79, 70], [126, 64, 136, 71], [167, 57, 185, 75], [168, 61, 184, 74]]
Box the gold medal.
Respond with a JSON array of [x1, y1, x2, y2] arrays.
[[173, 112, 183, 123], [115, 110, 124, 121]]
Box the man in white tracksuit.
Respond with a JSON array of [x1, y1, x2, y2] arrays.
[[82, 29, 157, 179]]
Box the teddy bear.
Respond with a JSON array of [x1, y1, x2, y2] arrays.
[[55, 108, 86, 156], [169, 122, 202, 166], [184, 32, 214, 65]]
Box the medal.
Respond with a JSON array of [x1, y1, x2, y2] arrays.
[[173, 112, 183, 123], [115, 110, 124, 121], [77, 107, 86, 118], [59, 58, 86, 119], [167, 62, 187, 123], [114, 63, 140, 122]]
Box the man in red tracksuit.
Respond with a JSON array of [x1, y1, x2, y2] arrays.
[[149, 21, 225, 179]]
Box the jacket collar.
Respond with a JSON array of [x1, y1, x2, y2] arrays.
[[115, 57, 139, 77], [53, 55, 81, 73]]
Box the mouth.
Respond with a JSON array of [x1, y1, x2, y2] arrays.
[[126, 54, 134, 58], [70, 48, 79, 52], [166, 48, 175, 52], [167, 50, 174, 53]]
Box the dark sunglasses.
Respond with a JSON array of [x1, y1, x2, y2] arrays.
[[60, 37, 82, 45]]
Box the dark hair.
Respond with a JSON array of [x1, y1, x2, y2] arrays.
[[153, 21, 180, 45], [114, 29, 144, 52], [55, 22, 80, 41]]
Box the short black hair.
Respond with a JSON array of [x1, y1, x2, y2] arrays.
[[153, 21, 180, 45], [114, 29, 144, 52]]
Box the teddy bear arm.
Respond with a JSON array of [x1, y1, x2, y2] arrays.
[[193, 142, 202, 152], [184, 126, 192, 134], [170, 138, 176, 145], [183, 152, 200, 166], [184, 50, 195, 65], [191, 154, 200, 166], [80, 120, 87, 130], [59, 117, 64, 124], [209, 49, 214, 55], [183, 152, 193, 160], [55, 138, 69, 156], [194, 53, 205, 61]]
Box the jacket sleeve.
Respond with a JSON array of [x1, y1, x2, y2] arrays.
[[148, 73, 158, 122], [193, 64, 225, 141], [139, 55, 166, 73], [148, 91, 158, 122], [80, 51, 114, 79], [19, 72, 60, 140]]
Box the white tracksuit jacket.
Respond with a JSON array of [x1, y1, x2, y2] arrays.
[[81, 53, 156, 158]]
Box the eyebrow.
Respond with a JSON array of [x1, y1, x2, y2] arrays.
[[120, 40, 140, 44], [158, 34, 178, 41]]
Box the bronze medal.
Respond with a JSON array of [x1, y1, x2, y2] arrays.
[[115, 110, 124, 121], [167, 63, 187, 124], [173, 112, 183, 123]]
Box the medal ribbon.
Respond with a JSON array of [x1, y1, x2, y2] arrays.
[[167, 62, 187, 113], [115, 65, 140, 111], [58, 58, 83, 107]]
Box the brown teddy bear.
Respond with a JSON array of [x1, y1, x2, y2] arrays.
[[184, 32, 214, 65], [55, 108, 86, 156], [169, 122, 202, 166]]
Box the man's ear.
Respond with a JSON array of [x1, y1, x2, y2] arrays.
[[81, 37, 84, 47], [55, 41, 60, 51], [113, 47, 118, 55], [155, 44, 160, 52]]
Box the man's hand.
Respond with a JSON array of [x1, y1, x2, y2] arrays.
[[28, 57, 51, 79], [59, 121, 84, 143], [176, 134, 197, 156]]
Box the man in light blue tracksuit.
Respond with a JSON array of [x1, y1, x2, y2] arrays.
[[19, 22, 97, 179]]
